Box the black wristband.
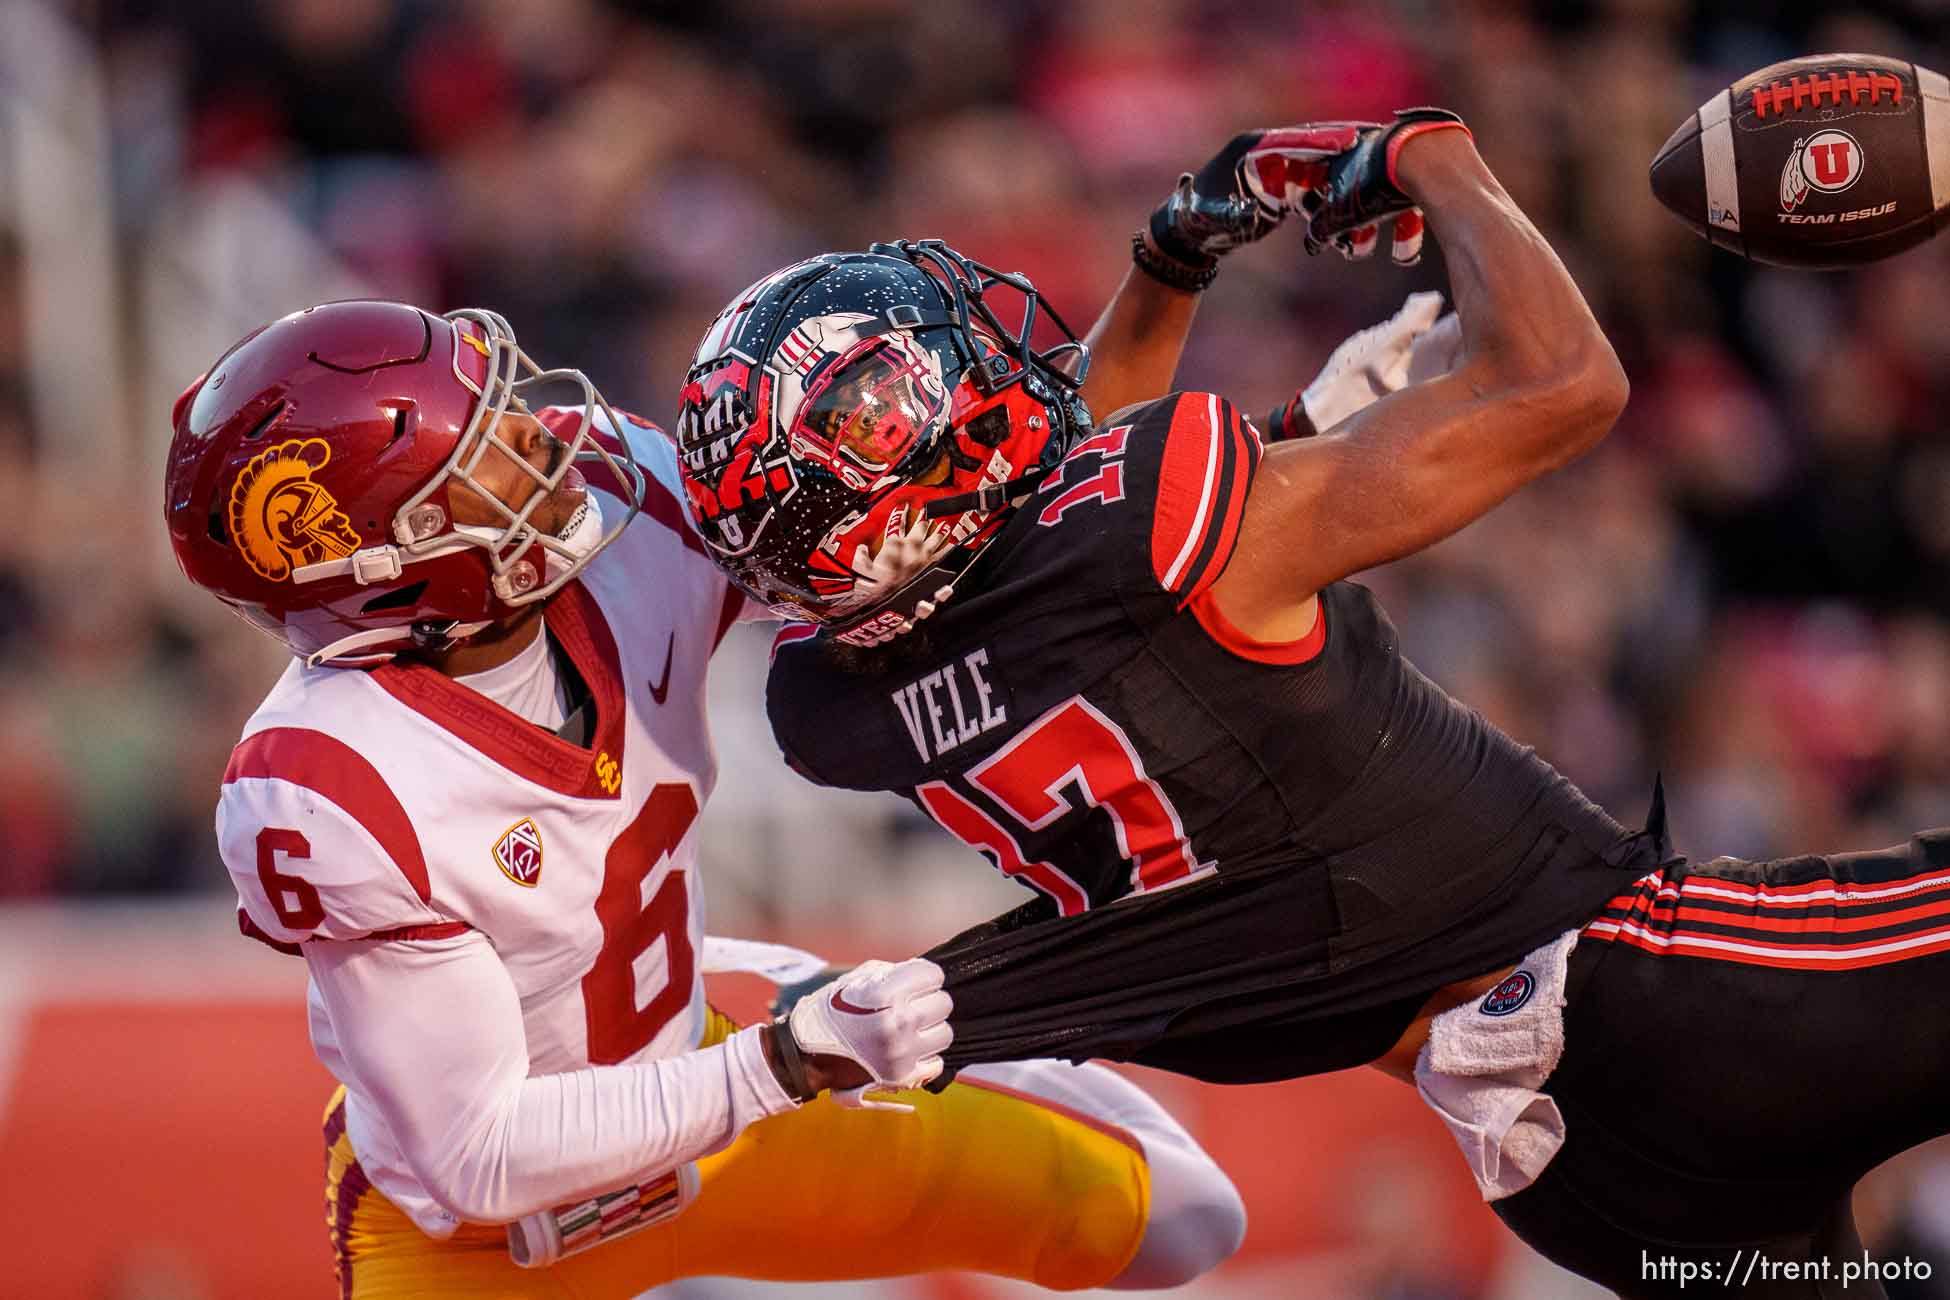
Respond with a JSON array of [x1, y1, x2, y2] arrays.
[[1131, 230, 1220, 293], [764, 1018, 819, 1103], [1264, 397, 1318, 441], [1147, 197, 1219, 270]]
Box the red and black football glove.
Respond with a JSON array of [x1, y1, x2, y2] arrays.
[[1301, 108, 1469, 265], [1139, 112, 1469, 288], [1141, 125, 1371, 289]]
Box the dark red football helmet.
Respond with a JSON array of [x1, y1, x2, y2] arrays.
[[674, 240, 1092, 646], [165, 301, 643, 666]]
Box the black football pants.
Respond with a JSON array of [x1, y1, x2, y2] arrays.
[[1497, 830, 1950, 1298]]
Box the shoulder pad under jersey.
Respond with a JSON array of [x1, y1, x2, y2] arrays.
[[218, 725, 462, 952]]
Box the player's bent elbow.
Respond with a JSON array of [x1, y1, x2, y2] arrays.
[[1576, 343, 1632, 428], [1560, 350, 1630, 458], [418, 1168, 524, 1227], [1524, 344, 1629, 471], [407, 1136, 540, 1227]]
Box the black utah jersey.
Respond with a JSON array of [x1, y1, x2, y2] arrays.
[[767, 392, 1665, 1072]]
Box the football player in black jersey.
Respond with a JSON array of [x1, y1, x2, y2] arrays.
[[677, 113, 1950, 1298]]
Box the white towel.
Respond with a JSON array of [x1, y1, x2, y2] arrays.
[[1414, 928, 1579, 1201]]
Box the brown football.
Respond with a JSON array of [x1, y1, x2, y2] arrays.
[[1649, 52, 1950, 269]]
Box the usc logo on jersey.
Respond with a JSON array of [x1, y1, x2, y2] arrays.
[[594, 751, 622, 795], [493, 818, 545, 887], [228, 438, 362, 581]]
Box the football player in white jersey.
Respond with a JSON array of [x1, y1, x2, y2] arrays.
[[167, 297, 1256, 1297], [165, 123, 1444, 1296]]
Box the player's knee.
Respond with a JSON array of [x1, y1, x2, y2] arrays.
[[1105, 1141, 1246, 1290], [1139, 1199, 1248, 1290], [1031, 1179, 1162, 1292]]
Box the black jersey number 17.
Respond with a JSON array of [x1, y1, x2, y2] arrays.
[[916, 694, 1210, 914]]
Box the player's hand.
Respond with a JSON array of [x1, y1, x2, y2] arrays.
[[1145, 126, 1371, 281], [780, 958, 952, 1111], [1302, 108, 1469, 265], [767, 964, 849, 1018], [1300, 291, 1450, 433]]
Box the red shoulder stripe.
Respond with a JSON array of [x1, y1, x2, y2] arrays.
[[368, 921, 473, 942], [240, 907, 469, 953], [225, 727, 432, 903], [1151, 394, 1224, 593], [1151, 393, 1260, 602], [1181, 401, 1257, 606]]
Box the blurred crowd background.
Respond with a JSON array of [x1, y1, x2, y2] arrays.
[[8, 0, 1950, 1296]]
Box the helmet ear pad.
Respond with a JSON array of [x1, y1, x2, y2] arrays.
[[961, 405, 1012, 449]]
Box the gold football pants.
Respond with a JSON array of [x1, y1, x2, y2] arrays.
[[323, 1013, 1151, 1297]]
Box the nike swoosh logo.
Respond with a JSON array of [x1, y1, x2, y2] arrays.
[[830, 989, 881, 1016], [647, 632, 675, 706]]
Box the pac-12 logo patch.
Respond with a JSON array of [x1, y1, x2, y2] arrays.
[[1780, 129, 1864, 211], [494, 818, 545, 887], [1479, 970, 1536, 1017]]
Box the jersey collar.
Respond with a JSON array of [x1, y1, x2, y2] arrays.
[[370, 580, 629, 799]]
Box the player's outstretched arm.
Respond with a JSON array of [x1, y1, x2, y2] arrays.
[[1078, 267, 1200, 422], [1211, 123, 1628, 642], [307, 933, 948, 1223]]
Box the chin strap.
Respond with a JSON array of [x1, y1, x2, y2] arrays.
[[920, 471, 1044, 520], [304, 626, 413, 669], [302, 618, 495, 669]]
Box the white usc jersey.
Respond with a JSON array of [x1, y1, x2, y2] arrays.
[[217, 410, 752, 1231]]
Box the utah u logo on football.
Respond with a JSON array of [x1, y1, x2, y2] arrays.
[[1780, 129, 1864, 211], [494, 818, 545, 887]]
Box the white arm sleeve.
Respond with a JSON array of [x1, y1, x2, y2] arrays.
[[307, 929, 796, 1225]]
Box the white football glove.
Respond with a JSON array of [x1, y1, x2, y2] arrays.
[[786, 957, 953, 1111], [1301, 291, 1454, 434], [1405, 308, 1464, 387]]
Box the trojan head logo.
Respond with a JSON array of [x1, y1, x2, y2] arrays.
[[1780, 130, 1864, 211], [228, 439, 362, 581], [493, 818, 544, 887]]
